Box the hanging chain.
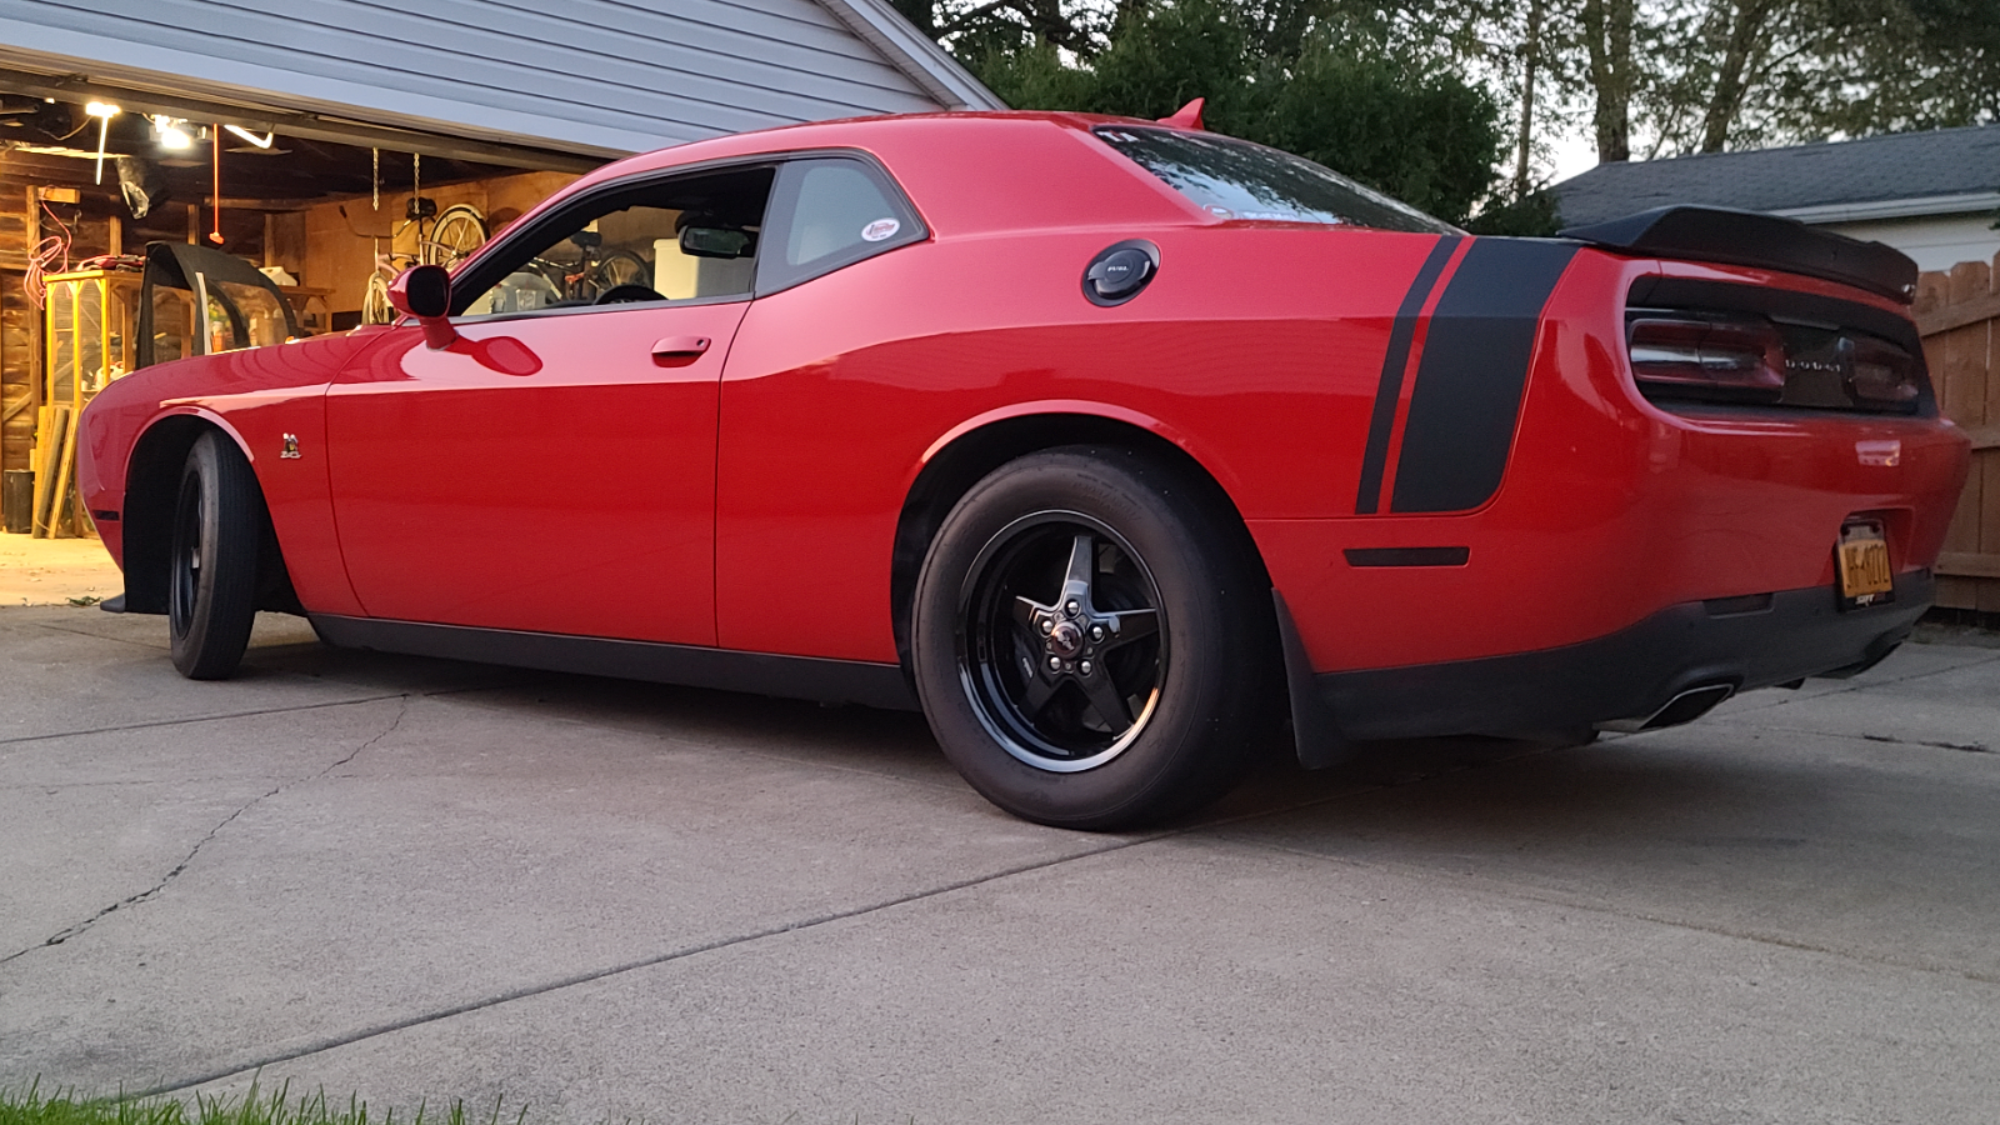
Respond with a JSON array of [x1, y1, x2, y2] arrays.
[[371, 147, 380, 211]]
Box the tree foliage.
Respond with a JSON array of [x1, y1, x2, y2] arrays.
[[940, 0, 1508, 225], [1511, 0, 2000, 163], [899, 0, 2000, 228]]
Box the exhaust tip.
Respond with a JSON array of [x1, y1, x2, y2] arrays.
[[1597, 682, 1737, 734]]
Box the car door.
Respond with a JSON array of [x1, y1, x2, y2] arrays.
[[713, 156, 931, 659], [326, 164, 775, 645]]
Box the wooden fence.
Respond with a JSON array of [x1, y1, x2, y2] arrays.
[[1914, 259, 2000, 613]]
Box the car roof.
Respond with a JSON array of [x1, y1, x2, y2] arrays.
[[531, 111, 1205, 237]]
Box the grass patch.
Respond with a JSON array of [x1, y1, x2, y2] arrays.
[[0, 1080, 525, 1125]]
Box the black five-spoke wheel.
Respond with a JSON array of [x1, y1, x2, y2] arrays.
[[963, 514, 1165, 772], [913, 446, 1276, 830]]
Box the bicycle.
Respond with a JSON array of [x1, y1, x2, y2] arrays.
[[359, 200, 488, 325], [523, 229, 652, 304]]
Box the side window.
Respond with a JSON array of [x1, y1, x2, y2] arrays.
[[454, 165, 774, 319], [757, 157, 923, 293]]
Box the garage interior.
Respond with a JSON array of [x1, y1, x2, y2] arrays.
[[0, 82, 594, 539]]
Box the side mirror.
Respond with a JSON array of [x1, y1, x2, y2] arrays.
[[389, 264, 458, 349], [680, 225, 755, 259]]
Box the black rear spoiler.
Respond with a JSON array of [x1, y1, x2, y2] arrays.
[[1560, 205, 1918, 305]]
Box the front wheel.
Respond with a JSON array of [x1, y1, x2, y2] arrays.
[[911, 448, 1276, 830], [168, 432, 260, 679]]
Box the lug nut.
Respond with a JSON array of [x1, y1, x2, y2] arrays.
[[1079, 660, 1093, 676], [1040, 618, 1054, 635], [1065, 600, 1081, 616], [1047, 655, 1062, 672], [1089, 625, 1105, 642]]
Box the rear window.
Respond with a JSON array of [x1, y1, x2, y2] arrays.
[[1094, 126, 1456, 234]]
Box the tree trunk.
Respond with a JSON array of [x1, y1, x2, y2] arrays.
[[1701, 0, 1775, 153], [1583, 0, 1635, 163], [1515, 0, 1546, 196]]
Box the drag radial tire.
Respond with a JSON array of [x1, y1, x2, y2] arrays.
[[912, 447, 1274, 830], [167, 431, 261, 680]]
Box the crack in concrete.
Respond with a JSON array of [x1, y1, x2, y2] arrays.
[[124, 744, 1549, 1098], [1234, 834, 2000, 989], [0, 693, 409, 750], [131, 828, 1161, 1099], [0, 697, 410, 966], [0, 774, 284, 793], [29, 621, 171, 650], [1707, 720, 1994, 755], [1858, 732, 1990, 753]]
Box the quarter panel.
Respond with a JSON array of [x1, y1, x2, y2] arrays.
[[80, 332, 381, 615], [715, 224, 1455, 661], [1265, 250, 1971, 675]]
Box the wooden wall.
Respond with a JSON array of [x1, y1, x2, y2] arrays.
[[1, 183, 31, 502], [1914, 259, 2000, 613], [303, 170, 574, 319], [0, 146, 289, 529]]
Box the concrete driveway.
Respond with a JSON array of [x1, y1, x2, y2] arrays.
[[2, 604, 1997, 1124]]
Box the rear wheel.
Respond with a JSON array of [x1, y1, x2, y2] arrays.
[[911, 448, 1275, 830], [168, 432, 260, 679]]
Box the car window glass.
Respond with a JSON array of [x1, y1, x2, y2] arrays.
[[787, 163, 903, 267], [758, 158, 921, 293], [456, 166, 774, 318], [1094, 126, 1458, 234], [204, 280, 290, 353]]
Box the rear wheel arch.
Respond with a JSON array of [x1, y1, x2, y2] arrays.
[[122, 416, 297, 616], [890, 413, 1276, 675]]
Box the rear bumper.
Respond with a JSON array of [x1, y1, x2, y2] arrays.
[[1315, 570, 1931, 740]]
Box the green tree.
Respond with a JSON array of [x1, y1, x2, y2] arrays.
[[955, 0, 1507, 224], [1244, 41, 1505, 219]]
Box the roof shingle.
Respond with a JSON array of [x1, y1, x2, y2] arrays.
[[1553, 125, 2000, 227]]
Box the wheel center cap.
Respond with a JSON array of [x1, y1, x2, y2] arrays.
[[1049, 620, 1084, 659]]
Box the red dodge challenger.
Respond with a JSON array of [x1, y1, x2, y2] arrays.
[[79, 109, 1971, 829]]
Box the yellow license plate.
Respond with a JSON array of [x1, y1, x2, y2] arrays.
[[1836, 521, 1894, 609]]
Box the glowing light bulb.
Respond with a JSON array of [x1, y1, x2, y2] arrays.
[[151, 115, 193, 150]]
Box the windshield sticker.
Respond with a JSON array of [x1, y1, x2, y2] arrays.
[[862, 218, 900, 242]]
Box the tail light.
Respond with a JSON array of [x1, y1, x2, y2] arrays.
[[1628, 315, 1786, 403], [1845, 334, 1921, 409], [1627, 312, 1922, 414]]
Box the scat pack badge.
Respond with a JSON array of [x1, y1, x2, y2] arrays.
[[280, 433, 301, 460]]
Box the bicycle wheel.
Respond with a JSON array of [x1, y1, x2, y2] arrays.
[[360, 271, 395, 325], [591, 250, 651, 294], [424, 204, 488, 266]]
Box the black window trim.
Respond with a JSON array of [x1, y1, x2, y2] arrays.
[[444, 155, 779, 322], [442, 147, 928, 325]]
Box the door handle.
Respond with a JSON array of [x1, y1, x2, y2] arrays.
[[652, 335, 711, 359]]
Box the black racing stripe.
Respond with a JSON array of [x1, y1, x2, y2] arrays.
[[1354, 235, 1462, 514], [1388, 240, 1579, 514]]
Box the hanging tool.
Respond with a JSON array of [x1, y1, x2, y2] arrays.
[[209, 123, 225, 245]]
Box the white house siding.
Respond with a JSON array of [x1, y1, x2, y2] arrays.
[[1822, 214, 2000, 274], [0, 0, 1001, 158]]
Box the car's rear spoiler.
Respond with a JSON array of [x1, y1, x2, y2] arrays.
[[1560, 205, 1918, 305]]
